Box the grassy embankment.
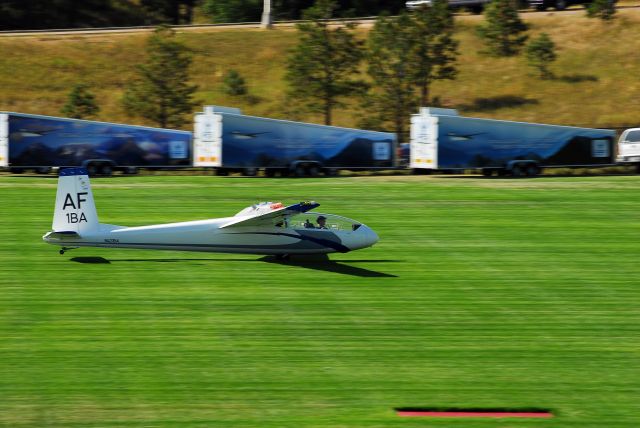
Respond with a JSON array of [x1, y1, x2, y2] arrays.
[[1, 174, 639, 427], [0, 9, 640, 129]]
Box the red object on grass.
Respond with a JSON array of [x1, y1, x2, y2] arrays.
[[396, 410, 553, 418]]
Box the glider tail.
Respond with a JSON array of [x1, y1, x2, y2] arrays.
[[52, 168, 100, 234]]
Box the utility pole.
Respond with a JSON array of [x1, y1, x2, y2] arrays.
[[261, 0, 273, 28]]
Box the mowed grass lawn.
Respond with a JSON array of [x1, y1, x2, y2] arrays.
[[0, 174, 639, 427]]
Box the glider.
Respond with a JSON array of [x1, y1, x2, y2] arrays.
[[43, 168, 378, 258]]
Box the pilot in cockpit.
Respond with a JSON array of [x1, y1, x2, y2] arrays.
[[316, 215, 328, 229]]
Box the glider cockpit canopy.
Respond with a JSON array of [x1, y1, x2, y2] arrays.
[[221, 201, 319, 229]]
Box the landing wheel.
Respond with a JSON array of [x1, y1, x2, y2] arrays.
[[59, 249, 65, 255]]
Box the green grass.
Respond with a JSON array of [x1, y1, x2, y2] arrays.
[[2, 9, 640, 129], [1, 174, 639, 427]]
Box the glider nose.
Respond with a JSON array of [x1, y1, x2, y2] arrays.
[[356, 225, 378, 250]]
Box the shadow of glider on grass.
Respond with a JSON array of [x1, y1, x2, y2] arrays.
[[43, 168, 379, 259], [71, 256, 398, 278]]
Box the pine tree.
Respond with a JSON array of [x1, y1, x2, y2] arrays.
[[202, 0, 263, 23], [587, 0, 616, 20], [410, 0, 459, 106], [61, 84, 100, 119], [363, 13, 417, 142], [285, 0, 365, 125], [525, 33, 556, 79], [140, 0, 197, 24], [477, 0, 528, 57], [223, 70, 248, 96], [122, 26, 198, 128]]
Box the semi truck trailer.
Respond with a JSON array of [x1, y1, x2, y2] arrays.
[[194, 106, 396, 177], [0, 112, 192, 175], [410, 107, 617, 176]]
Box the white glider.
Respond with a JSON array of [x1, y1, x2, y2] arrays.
[[43, 168, 378, 258]]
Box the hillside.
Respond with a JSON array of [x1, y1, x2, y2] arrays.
[[1, 8, 639, 130]]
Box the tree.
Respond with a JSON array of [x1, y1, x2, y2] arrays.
[[410, 0, 459, 106], [122, 26, 198, 128], [140, 0, 197, 24], [476, 0, 528, 57], [223, 70, 248, 96], [0, 0, 152, 30], [202, 0, 263, 23], [587, 0, 616, 20], [285, 0, 365, 125], [362, 13, 417, 141], [61, 84, 100, 119], [525, 33, 556, 79]]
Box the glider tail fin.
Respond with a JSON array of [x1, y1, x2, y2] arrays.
[[52, 168, 99, 234]]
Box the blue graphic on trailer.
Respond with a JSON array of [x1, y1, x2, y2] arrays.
[[436, 116, 615, 168], [220, 114, 395, 168], [9, 115, 192, 167]]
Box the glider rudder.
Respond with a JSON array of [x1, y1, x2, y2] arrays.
[[52, 168, 99, 234]]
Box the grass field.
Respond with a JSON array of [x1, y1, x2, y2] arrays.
[[1, 174, 639, 427]]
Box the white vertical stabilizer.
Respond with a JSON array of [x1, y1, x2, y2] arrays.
[[52, 168, 99, 234]]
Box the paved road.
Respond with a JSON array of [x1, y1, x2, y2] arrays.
[[0, 5, 637, 38]]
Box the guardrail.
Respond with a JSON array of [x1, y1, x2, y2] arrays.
[[0, 16, 380, 37], [1, 5, 638, 37]]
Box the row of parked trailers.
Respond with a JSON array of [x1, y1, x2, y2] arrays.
[[1, 105, 639, 176], [0, 106, 395, 177]]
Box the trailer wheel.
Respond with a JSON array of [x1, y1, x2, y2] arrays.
[[86, 164, 99, 176], [9, 168, 24, 174], [243, 167, 257, 177], [324, 168, 338, 177], [36, 167, 52, 174], [482, 169, 493, 177], [100, 164, 113, 176], [525, 164, 540, 177], [265, 169, 276, 178], [511, 164, 525, 177], [308, 165, 320, 177], [124, 167, 138, 175], [294, 165, 306, 177], [277, 168, 289, 177]]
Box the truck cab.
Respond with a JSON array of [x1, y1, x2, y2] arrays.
[[617, 128, 640, 171]]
